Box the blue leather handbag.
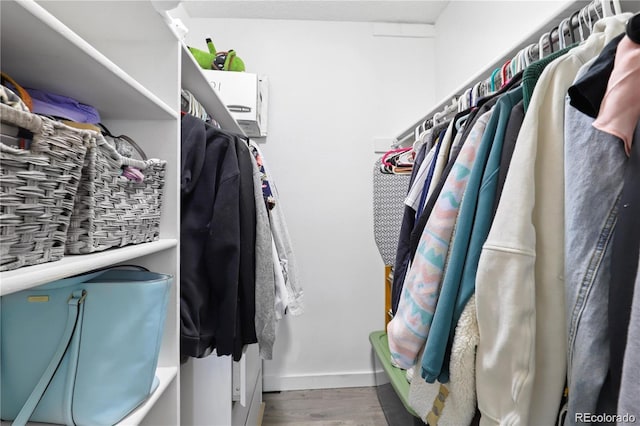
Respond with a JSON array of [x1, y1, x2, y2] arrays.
[[1, 267, 172, 425]]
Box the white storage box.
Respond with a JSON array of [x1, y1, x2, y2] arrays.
[[203, 70, 268, 138]]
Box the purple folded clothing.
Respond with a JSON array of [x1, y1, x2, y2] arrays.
[[26, 87, 101, 124]]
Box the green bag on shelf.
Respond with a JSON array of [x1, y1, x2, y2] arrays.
[[1, 267, 172, 426]]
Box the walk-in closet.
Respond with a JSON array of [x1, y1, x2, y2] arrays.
[[1, 1, 639, 425]]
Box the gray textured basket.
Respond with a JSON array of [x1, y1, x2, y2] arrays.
[[0, 103, 90, 271], [65, 132, 166, 254]]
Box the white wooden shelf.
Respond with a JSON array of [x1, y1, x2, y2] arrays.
[[181, 43, 246, 136], [0, 239, 178, 296], [0, 1, 177, 121], [0, 367, 178, 426], [37, 1, 178, 43], [116, 367, 178, 426]]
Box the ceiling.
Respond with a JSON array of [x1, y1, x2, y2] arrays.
[[181, 1, 450, 24]]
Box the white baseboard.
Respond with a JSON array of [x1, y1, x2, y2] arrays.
[[263, 368, 390, 391]]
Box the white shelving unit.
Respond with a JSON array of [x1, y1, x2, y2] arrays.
[[1, 1, 177, 121], [1, 1, 261, 425], [0, 1, 182, 425]]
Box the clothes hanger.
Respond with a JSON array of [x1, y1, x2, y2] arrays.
[[510, 52, 519, 76], [450, 97, 458, 111], [470, 83, 479, 107], [600, 0, 613, 18], [589, 2, 598, 31], [457, 89, 466, 112], [516, 50, 525, 71], [549, 27, 559, 53], [518, 49, 527, 72], [525, 45, 533, 66], [461, 89, 471, 111], [489, 68, 501, 93], [471, 80, 484, 106], [456, 89, 471, 112], [568, 11, 580, 43], [523, 44, 535, 67], [458, 89, 470, 112], [538, 32, 550, 60], [481, 76, 491, 98], [520, 48, 529, 69], [415, 120, 431, 149], [579, 6, 591, 40], [500, 60, 511, 88], [433, 111, 444, 125], [455, 113, 469, 132], [458, 88, 470, 111], [558, 18, 569, 49], [577, 8, 587, 41], [612, 0, 622, 15]]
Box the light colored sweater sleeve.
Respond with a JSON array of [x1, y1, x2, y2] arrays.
[[251, 157, 276, 360], [474, 15, 630, 426], [426, 120, 455, 199], [387, 111, 492, 369], [254, 142, 304, 316]]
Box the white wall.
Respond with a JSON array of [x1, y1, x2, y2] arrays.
[[184, 18, 436, 390], [434, 0, 573, 99]]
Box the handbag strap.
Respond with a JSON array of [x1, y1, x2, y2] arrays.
[[12, 290, 87, 426], [79, 264, 149, 276]]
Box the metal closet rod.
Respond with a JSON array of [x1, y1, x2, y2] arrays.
[[392, 0, 619, 148]]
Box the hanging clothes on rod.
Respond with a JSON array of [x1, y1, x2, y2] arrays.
[[181, 89, 221, 128], [252, 142, 304, 319], [180, 113, 255, 361], [381, 1, 638, 423], [390, 73, 522, 318], [180, 109, 303, 362]]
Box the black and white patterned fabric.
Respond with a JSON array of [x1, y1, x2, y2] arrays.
[[0, 85, 29, 112], [373, 159, 411, 265]]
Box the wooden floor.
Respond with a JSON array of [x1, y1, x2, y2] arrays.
[[262, 387, 387, 426]]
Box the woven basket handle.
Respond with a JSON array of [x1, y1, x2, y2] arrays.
[[1, 72, 33, 112], [96, 132, 150, 170], [98, 123, 148, 161], [117, 134, 148, 161], [0, 103, 43, 135]]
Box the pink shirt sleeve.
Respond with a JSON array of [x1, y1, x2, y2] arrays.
[[593, 36, 640, 156]]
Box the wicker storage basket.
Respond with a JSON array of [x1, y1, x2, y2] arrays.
[[0, 103, 90, 271], [65, 132, 166, 254]]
